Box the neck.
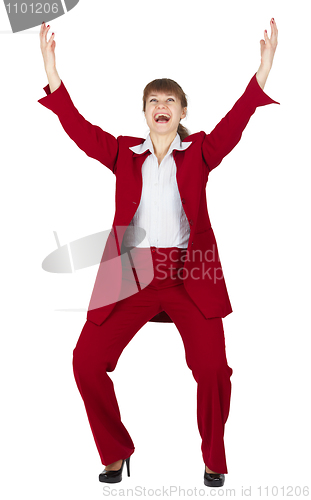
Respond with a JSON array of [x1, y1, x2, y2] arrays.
[[149, 130, 178, 161]]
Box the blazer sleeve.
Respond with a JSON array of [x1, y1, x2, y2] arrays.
[[38, 81, 118, 173], [202, 72, 280, 172]]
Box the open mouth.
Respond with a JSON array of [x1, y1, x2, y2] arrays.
[[154, 113, 171, 123]]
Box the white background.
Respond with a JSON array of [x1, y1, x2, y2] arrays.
[[1, 0, 310, 498]]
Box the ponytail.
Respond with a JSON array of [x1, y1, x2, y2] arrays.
[[178, 123, 190, 141]]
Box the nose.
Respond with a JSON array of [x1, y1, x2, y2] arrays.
[[156, 102, 167, 109]]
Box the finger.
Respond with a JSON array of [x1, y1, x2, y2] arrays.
[[271, 19, 278, 39], [44, 25, 50, 44], [40, 22, 45, 38], [270, 19, 278, 43], [271, 19, 278, 33], [47, 32, 55, 45], [264, 30, 270, 43], [271, 18, 278, 31]]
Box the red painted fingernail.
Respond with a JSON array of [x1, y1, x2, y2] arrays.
[[52, 32, 54, 35], [265, 30, 267, 33], [47, 25, 49, 27]]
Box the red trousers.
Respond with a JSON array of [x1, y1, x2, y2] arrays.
[[72, 247, 233, 473]]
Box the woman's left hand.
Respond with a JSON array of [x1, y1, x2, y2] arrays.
[[260, 18, 278, 69]]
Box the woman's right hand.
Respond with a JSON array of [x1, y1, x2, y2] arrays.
[[40, 22, 56, 72]]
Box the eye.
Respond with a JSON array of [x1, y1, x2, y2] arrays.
[[149, 98, 157, 102], [167, 98, 175, 102]]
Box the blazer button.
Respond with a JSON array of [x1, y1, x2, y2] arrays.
[[181, 198, 185, 204], [189, 219, 193, 225]]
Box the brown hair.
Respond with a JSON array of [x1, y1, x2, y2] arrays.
[[142, 78, 190, 141]]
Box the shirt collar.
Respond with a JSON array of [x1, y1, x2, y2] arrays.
[[129, 133, 192, 155]]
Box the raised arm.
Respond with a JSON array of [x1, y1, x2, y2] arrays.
[[202, 17, 279, 173], [38, 22, 118, 173]]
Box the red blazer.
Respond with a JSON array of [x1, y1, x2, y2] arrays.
[[38, 73, 280, 325]]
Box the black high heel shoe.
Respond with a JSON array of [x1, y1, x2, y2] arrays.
[[99, 457, 131, 483], [204, 470, 225, 487]]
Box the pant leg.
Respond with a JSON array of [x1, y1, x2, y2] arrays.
[[155, 253, 233, 474], [72, 282, 161, 465]]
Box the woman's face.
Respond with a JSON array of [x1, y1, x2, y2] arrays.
[[144, 92, 187, 137]]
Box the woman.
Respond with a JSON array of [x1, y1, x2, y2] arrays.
[[38, 19, 279, 487]]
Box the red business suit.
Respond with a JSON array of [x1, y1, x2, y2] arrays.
[[38, 73, 279, 474], [39, 73, 280, 325]]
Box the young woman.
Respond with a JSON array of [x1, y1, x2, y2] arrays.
[[39, 19, 279, 487]]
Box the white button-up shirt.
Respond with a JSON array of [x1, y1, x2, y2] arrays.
[[123, 133, 192, 248]]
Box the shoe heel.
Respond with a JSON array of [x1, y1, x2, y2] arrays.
[[125, 456, 130, 477]]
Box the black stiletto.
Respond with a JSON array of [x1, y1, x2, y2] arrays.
[[204, 470, 225, 487], [99, 456, 131, 483]]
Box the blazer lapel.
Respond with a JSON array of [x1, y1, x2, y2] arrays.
[[132, 149, 152, 188]]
